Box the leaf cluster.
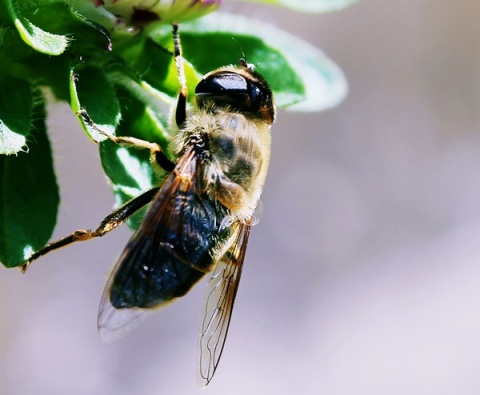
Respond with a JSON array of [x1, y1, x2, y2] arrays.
[[0, 0, 357, 267]]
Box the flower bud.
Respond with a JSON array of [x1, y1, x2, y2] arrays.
[[98, 0, 221, 25]]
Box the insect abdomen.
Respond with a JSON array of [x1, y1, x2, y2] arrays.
[[109, 175, 231, 309]]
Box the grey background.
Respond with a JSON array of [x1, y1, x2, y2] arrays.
[[2, 1, 480, 394]]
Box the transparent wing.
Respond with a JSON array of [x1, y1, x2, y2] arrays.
[[197, 220, 252, 387], [98, 289, 154, 343]]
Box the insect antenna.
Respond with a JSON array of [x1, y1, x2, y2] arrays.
[[231, 37, 255, 71]]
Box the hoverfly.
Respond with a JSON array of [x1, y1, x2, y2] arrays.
[[21, 24, 275, 386]]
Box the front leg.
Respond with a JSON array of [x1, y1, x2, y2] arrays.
[[77, 110, 176, 171], [173, 23, 188, 128], [20, 187, 160, 272]]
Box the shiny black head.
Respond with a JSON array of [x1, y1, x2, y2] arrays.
[[195, 64, 275, 124]]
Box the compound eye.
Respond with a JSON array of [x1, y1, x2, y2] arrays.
[[195, 72, 248, 96], [195, 70, 275, 123]]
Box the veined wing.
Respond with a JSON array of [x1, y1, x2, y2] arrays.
[[98, 147, 227, 342], [197, 219, 252, 387]]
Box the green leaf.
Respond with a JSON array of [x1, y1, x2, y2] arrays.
[[99, 84, 170, 229], [0, 2, 111, 101], [235, 0, 360, 13], [152, 13, 347, 111], [119, 36, 201, 100], [70, 65, 121, 142], [0, 24, 72, 101], [20, 2, 112, 55], [5, 0, 69, 55], [0, 99, 59, 268], [0, 76, 33, 155], [100, 140, 160, 230], [110, 80, 172, 152]]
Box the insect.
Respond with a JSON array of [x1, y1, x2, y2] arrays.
[[20, 24, 275, 386]]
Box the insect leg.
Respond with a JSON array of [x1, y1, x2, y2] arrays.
[[20, 186, 160, 272], [78, 110, 168, 158], [77, 110, 176, 171], [78, 110, 160, 151], [173, 23, 187, 128]]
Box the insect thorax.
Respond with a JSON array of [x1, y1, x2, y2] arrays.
[[174, 108, 271, 220]]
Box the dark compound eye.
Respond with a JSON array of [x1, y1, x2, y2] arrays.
[[196, 72, 249, 97], [195, 71, 274, 123]]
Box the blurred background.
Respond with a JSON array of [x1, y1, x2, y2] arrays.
[[2, 0, 480, 394]]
